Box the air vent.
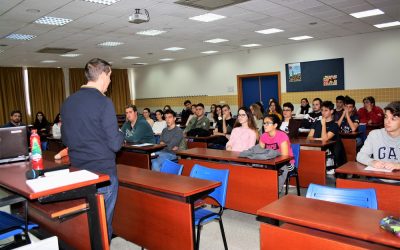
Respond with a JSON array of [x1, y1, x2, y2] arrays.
[[37, 48, 77, 54], [174, 0, 250, 10]]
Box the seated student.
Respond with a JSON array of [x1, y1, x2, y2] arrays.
[[260, 114, 295, 190], [268, 100, 283, 121], [301, 98, 322, 129], [121, 104, 155, 144], [163, 105, 171, 112], [295, 98, 311, 118], [226, 107, 258, 152], [308, 101, 340, 173], [207, 104, 216, 125], [151, 109, 184, 171], [358, 96, 384, 126], [334, 95, 345, 121], [152, 109, 167, 143], [357, 101, 400, 171], [184, 103, 210, 136], [185, 104, 197, 126], [250, 103, 263, 134], [2, 110, 25, 127], [142, 108, 154, 127], [181, 100, 193, 125], [337, 96, 361, 145], [33, 111, 51, 141], [211, 104, 236, 148], [280, 102, 301, 139], [213, 105, 223, 126], [52, 113, 62, 139]]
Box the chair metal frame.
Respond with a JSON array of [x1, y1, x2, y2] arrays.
[[285, 143, 301, 196]]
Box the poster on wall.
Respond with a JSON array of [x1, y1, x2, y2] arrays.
[[288, 63, 301, 82], [285, 58, 344, 92]]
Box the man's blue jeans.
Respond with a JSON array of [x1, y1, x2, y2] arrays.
[[97, 173, 118, 241], [151, 151, 177, 171]]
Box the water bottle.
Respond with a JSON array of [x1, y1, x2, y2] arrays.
[[30, 129, 44, 170]]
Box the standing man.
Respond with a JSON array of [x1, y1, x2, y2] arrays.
[[151, 109, 184, 171], [181, 100, 192, 125], [61, 58, 124, 240], [2, 110, 24, 127]]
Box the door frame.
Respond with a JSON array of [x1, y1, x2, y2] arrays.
[[237, 72, 281, 107]]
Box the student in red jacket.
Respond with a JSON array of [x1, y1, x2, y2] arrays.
[[357, 96, 384, 126]]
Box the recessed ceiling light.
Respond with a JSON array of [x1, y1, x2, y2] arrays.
[[350, 9, 384, 18], [60, 53, 81, 57], [255, 28, 284, 35], [0, 50, 4, 54], [83, 0, 120, 5], [241, 44, 261, 48], [160, 58, 174, 61], [374, 21, 400, 28], [41, 60, 57, 63], [35, 16, 73, 26], [201, 51, 218, 54], [204, 38, 228, 43], [189, 13, 226, 22], [122, 56, 140, 59], [97, 41, 124, 47], [289, 36, 313, 41], [5, 33, 36, 40], [136, 30, 166, 36], [133, 63, 148, 66], [164, 47, 185, 51]]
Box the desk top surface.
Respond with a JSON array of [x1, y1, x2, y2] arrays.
[[176, 147, 292, 166], [257, 195, 400, 248], [117, 164, 220, 197], [291, 138, 336, 147], [336, 161, 400, 180], [0, 151, 109, 200], [122, 143, 166, 152]]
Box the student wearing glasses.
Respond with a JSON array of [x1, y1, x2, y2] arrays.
[[226, 107, 258, 152], [280, 102, 301, 139], [260, 114, 295, 190]]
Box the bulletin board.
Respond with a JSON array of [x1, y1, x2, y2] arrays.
[[285, 58, 344, 92]]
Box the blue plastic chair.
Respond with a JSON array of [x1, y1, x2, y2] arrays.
[[190, 164, 229, 250], [358, 123, 367, 143], [306, 183, 378, 209], [285, 143, 300, 196], [0, 195, 38, 248], [160, 160, 183, 175]]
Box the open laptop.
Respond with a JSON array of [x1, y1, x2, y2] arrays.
[[0, 126, 29, 164]]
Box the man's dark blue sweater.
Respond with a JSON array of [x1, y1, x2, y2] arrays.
[[61, 87, 123, 177]]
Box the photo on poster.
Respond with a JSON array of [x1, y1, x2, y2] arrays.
[[288, 63, 301, 82], [323, 75, 338, 86]]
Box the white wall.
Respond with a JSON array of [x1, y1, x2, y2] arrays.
[[134, 29, 400, 99]]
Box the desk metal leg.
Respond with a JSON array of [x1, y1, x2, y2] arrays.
[[86, 191, 106, 250]]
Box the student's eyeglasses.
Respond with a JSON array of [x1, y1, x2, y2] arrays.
[[238, 113, 247, 117], [263, 122, 274, 126]]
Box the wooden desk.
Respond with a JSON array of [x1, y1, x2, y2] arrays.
[[257, 195, 400, 249], [335, 161, 400, 213], [186, 135, 223, 149], [46, 137, 65, 152], [0, 152, 109, 250], [113, 165, 220, 250], [117, 143, 166, 169], [290, 139, 336, 187], [339, 132, 361, 162]]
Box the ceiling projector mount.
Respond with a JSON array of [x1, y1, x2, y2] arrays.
[[128, 9, 150, 24]]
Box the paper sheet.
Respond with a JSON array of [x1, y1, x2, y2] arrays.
[[364, 166, 393, 173]]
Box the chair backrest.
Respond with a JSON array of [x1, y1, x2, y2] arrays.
[[306, 183, 377, 209], [291, 143, 300, 168], [190, 164, 229, 207], [160, 160, 183, 175], [358, 123, 367, 142]]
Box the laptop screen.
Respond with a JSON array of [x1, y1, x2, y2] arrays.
[[0, 126, 29, 162]]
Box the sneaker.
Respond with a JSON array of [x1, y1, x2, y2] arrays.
[[326, 169, 335, 175]]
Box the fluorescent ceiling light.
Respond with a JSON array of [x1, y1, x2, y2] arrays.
[[164, 47, 185, 51], [374, 21, 400, 28], [289, 35, 313, 41], [255, 28, 284, 34], [201, 51, 218, 54], [97, 41, 124, 47], [84, 0, 120, 5], [35, 16, 72, 26], [122, 56, 140, 59], [0, 50, 4, 54], [5, 33, 36, 40], [136, 30, 166, 36], [41, 60, 57, 63], [350, 9, 384, 18], [133, 63, 148, 65], [60, 53, 80, 57], [189, 13, 226, 22], [241, 44, 261, 47], [204, 38, 228, 43], [160, 58, 174, 61]]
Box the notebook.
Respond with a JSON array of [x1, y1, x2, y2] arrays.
[[0, 126, 29, 164]]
